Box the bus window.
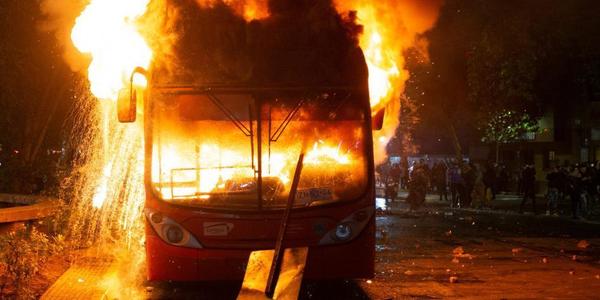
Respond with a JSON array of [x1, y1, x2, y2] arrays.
[[150, 91, 368, 209]]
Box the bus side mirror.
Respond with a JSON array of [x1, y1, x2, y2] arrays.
[[372, 108, 385, 131], [117, 88, 137, 123]]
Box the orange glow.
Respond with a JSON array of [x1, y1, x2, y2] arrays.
[[71, 0, 154, 209], [240, 0, 270, 21], [334, 0, 443, 162], [152, 140, 356, 201], [360, 14, 401, 110], [194, 0, 270, 21], [71, 0, 152, 100], [305, 141, 351, 165]]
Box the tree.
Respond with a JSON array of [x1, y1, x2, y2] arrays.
[[0, 0, 77, 193], [481, 110, 538, 162]]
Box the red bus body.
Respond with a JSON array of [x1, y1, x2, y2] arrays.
[[141, 84, 376, 281]]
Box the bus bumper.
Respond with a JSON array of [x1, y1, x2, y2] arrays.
[[145, 218, 375, 281]]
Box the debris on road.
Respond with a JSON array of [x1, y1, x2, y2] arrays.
[[577, 240, 590, 249], [452, 246, 474, 259], [453, 246, 464, 256], [449, 276, 458, 283]]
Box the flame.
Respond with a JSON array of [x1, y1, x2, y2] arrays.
[[240, 0, 270, 21], [334, 0, 443, 162], [359, 14, 401, 110], [71, 0, 152, 100], [305, 141, 351, 165], [92, 162, 112, 208], [70, 0, 154, 209], [194, 0, 270, 21], [153, 141, 356, 201]]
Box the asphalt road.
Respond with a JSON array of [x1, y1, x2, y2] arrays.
[[142, 204, 600, 299]]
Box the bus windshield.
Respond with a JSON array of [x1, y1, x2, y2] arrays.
[[150, 89, 368, 209]]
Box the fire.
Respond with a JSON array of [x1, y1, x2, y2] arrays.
[[241, 0, 270, 21], [71, 0, 152, 100], [334, 0, 443, 162], [356, 11, 401, 110], [92, 162, 112, 208], [70, 0, 154, 208], [194, 0, 270, 21], [153, 141, 355, 201], [305, 141, 351, 165]]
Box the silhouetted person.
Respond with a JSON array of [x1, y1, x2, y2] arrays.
[[400, 157, 409, 189], [385, 163, 401, 202], [519, 164, 537, 214], [483, 163, 497, 200], [546, 166, 560, 215], [448, 163, 462, 208], [407, 163, 428, 210], [462, 163, 475, 207], [567, 165, 582, 219], [432, 161, 448, 201]]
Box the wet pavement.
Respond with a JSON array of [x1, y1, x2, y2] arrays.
[[362, 205, 600, 299]]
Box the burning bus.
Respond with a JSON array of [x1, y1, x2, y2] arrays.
[[113, 0, 382, 282]]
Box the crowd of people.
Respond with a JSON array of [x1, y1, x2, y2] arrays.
[[545, 162, 600, 219], [377, 158, 599, 219], [378, 159, 507, 210]]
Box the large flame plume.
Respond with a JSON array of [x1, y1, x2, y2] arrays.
[[334, 0, 443, 162], [40, 0, 155, 296], [71, 0, 152, 100]]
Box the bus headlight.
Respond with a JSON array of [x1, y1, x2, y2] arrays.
[[319, 206, 374, 245], [144, 208, 202, 249], [166, 225, 184, 244], [334, 223, 353, 241]]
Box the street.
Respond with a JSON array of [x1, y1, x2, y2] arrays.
[[364, 204, 600, 299], [126, 199, 600, 299]]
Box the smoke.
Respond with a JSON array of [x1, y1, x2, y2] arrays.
[[38, 0, 88, 73], [149, 0, 367, 88]]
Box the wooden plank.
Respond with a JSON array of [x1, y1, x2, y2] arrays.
[[0, 199, 61, 223], [238, 247, 308, 300]]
